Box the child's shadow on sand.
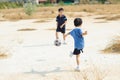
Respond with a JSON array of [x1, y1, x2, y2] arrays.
[[24, 67, 73, 77]]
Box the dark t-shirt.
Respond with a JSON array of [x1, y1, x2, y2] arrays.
[[56, 15, 67, 28]]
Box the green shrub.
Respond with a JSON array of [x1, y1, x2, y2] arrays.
[[23, 2, 36, 16], [59, 0, 64, 5]]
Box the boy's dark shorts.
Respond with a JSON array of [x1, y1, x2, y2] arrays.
[[73, 48, 83, 55], [56, 27, 65, 34]]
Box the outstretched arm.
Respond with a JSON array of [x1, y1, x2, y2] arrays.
[[60, 21, 67, 28], [82, 31, 87, 36], [64, 32, 70, 38]]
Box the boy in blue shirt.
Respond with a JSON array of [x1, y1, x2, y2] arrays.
[[65, 18, 87, 71], [56, 8, 67, 44]]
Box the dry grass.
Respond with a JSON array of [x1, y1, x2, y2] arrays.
[[80, 66, 108, 80], [0, 53, 8, 59], [17, 28, 37, 31], [66, 12, 84, 18], [103, 36, 120, 53], [0, 47, 11, 59], [46, 28, 72, 31], [0, 4, 120, 20], [94, 21, 108, 23], [34, 20, 48, 23], [106, 15, 120, 21], [80, 60, 109, 80], [0, 19, 6, 21], [34, 18, 52, 23], [95, 15, 120, 21], [30, 4, 120, 15]]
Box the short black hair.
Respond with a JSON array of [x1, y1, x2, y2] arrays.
[[74, 18, 82, 27], [58, 8, 64, 12]]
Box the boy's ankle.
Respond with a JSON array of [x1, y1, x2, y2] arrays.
[[77, 65, 80, 68], [63, 41, 67, 44]]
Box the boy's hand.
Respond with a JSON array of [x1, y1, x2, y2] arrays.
[[83, 31, 87, 35], [60, 25, 63, 28], [84, 31, 87, 35], [60, 21, 66, 28], [64, 33, 70, 38]]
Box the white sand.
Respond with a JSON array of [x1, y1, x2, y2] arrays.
[[0, 16, 120, 80]]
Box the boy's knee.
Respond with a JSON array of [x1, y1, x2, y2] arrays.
[[76, 55, 80, 57]]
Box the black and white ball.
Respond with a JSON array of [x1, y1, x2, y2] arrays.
[[54, 39, 61, 46]]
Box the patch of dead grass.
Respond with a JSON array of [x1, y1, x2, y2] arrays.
[[94, 21, 108, 23], [34, 20, 49, 23], [102, 36, 120, 53], [106, 15, 120, 21], [66, 12, 84, 18], [0, 4, 120, 20], [0, 19, 6, 21], [95, 15, 120, 21], [33, 18, 52, 23], [95, 16, 107, 19], [0, 47, 11, 59], [17, 28, 37, 31], [0, 53, 8, 59], [81, 65, 108, 80]]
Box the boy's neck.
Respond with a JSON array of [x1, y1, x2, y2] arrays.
[[59, 14, 63, 17], [75, 27, 80, 28], [76, 26, 81, 28]]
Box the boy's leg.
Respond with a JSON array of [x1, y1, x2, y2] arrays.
[[76, 54, 80, 67], [56, 32, 59, 40], [63, 33, 67, 44], [73, 49, 81, 71], [61, 28, 66, 43], [63, 33, 65, 41]]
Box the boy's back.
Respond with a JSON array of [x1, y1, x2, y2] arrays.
[[70, 28, 84, 49]]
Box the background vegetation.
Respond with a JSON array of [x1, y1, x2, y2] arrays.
[[0, 0, 120, 9]]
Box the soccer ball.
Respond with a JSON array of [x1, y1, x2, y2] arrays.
[[54, 39, 61, 46]]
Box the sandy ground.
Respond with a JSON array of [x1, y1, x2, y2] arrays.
[[0, 16, 120, 80]]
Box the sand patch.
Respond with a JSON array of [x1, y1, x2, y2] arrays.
[[95, 15, 120, 21], [17, 28, 37, 31]]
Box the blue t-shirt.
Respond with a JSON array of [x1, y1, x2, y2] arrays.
[[70, 28, 84, 49]]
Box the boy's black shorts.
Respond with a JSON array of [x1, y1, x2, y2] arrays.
[[56, 27, 65, 34], [73, 48, 83, 55]]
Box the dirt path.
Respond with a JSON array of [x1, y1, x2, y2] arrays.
[[0, 16, 120, 80]]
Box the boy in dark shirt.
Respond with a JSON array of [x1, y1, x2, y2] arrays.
[[56, 8, 67, 44]]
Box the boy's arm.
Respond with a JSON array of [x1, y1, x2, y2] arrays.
[[56, 22, 58, 26], [64, 32, 70, 38], [60, 21, 67, 28], [56, 16, 58, 26], [82, 31, 87, 36]]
